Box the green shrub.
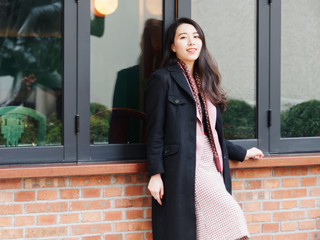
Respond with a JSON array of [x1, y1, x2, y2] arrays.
[[222, 99, 256, 139], [281, 100, 320, 137], [90, 102, 111, 144]]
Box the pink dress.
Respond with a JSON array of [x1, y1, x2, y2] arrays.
[[195, 104, 249, 240]]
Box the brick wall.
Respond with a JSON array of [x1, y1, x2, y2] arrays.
[[0, 165, 319, 239]]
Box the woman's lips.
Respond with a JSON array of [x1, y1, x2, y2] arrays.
[[187, 48, 197, 53]]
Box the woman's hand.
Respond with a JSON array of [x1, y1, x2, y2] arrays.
[[148, 173, 164, 205], [245, 147, 264, 160]]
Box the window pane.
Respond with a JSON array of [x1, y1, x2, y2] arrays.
[[191, 0, 257, 140], [90, 0, 162, 144], [281, 0, 320, 138], [0, 0, 62, 147]]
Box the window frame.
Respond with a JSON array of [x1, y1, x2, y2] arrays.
[[0, 0, 78, 165]]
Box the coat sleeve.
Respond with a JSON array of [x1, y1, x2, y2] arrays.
[[225, 140, 247, 162], [146, 71, 168, 177]]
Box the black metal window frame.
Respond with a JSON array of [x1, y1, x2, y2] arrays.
[[0, 0, 77, 165], [1, 0, 319, 165]]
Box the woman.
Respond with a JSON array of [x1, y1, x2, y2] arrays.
[[146, 18, 263, 240]]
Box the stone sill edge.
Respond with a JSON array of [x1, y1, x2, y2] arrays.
[[0, 154, 319, 180]]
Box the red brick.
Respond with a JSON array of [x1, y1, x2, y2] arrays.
[[232, 180, 243, 190], [281, 221, 297, 231], [309, 209, 320, 218], [60, 189, 79, 199], [38, 190, 58, 200], [83, 236, 101, 240], [299, 220, 315, 230], [70, 176, 111, 187], [300, 199, 315, 208], [250, 236, 272, 240], [145, 232, 153, 240], [125, 233, 143, 240], [38, 215, 57, 225], [145, 208, 152, 219], [235, 169, 272, 178], [301, 177, 317, 186], [310, 187, 320, 196], [274, 167, 308, 176], [245, 180, 262, 189], [104, 234, 122, 240], [273, 211, 306, 221], [235, 191, 270, 201], [25, 202, 68, 213], [263, 201, 280, 211], [15, 216, 35, 226], [0, 216, 12, 227], [262, 223, 279, 233], [24, 178, 67, 189], [0, 179, 21, 189], [114, 197, 151, 208], [125, 186, 144, 196], [245, 213, 271, 223], [25, 227, 67, 238], [71, 223, 112, 235], [0, 192, 13, 202], [244, 202, 261, 212], [273, 233, 308, 240], [272, 189, 307, 199], [70, 200, 110, 211], [111, 174, 147, 184], [15, 191, 35, 202], [282, 178, 299, 187], [126, 210, 144, 219], [114, 221, 152, 232], [309, 232, 320, 240], [0, 204, 23, 214], [317, 219, 320, 229], [310, 166, 320, 174], [0, 229, 23, 239], [104, 187, 122, 197], [282, 200, 298, 209], [104, 211, 122, 221], [82, 188, 101, 198], [247, 224, 261, 234], [60, 213, 79, 224], [263, 179, 280, 189], [82, 212, 101, 222]]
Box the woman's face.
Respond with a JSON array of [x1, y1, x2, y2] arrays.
[[171, 23, 202, 67]]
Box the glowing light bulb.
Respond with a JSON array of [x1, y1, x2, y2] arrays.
[[92, 0, 118, 17]]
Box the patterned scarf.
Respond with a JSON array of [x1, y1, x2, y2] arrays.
[[177, 59, 222, 173]]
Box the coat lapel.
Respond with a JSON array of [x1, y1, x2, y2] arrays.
[[168, 64, 194, 100], [168, 63, 202, 121]]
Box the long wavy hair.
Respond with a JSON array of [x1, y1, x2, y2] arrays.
[[161, 18, 227, 112]]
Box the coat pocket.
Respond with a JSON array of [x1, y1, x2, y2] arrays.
[[163, 144, 180, 156], [168, 95, 186, 105]]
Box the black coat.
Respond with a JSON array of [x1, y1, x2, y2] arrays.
[[146, 63, 247, 240]]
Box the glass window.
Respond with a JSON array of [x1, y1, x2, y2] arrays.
[[90, 0, 162, 144], [280, 0, 320, 138], [0, 0, 62, 147], [191, 0, 257, 140]]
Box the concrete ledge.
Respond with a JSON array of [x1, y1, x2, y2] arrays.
[[0, 154, 319, 179]]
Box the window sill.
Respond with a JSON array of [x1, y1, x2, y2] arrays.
[[0, 154, 319, 180]]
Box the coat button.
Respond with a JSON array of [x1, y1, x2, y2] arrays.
[[174, 99, 180, 104]]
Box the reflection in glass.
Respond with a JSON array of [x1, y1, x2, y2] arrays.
[[281, 0, 320, 138], [90, 0, 162, 144], [192, 0, 257, 139], [0, 0, 62, 147]]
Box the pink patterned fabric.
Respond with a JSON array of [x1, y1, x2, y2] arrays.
[[195, 135, 250, 240]]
